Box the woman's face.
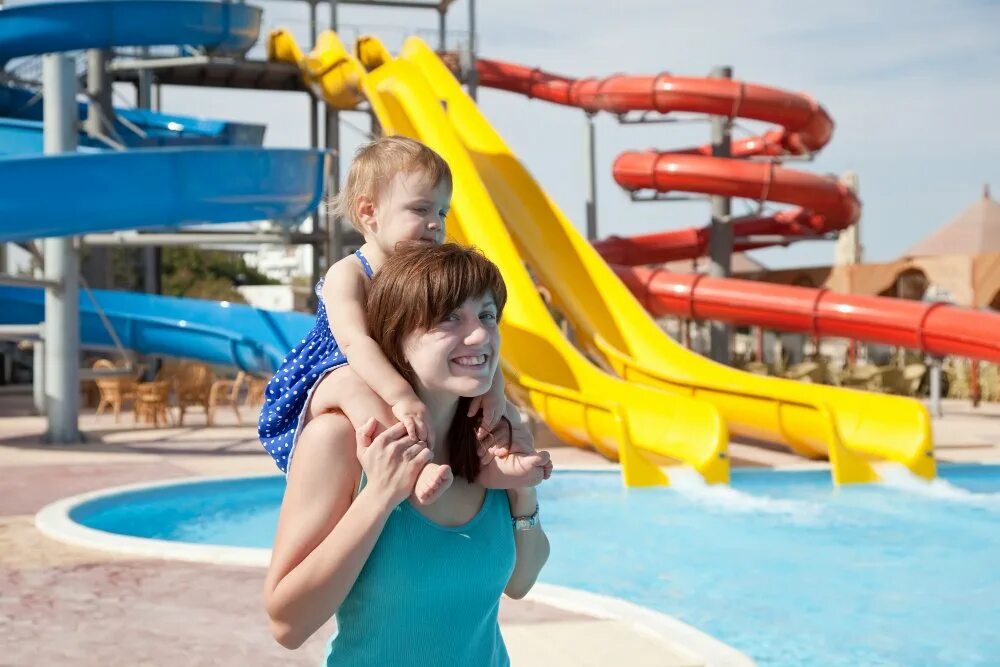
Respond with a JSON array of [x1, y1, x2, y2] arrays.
[[402, 291, 500, 399]]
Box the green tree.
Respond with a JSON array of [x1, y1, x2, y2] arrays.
[[161, 247, 277, 303]]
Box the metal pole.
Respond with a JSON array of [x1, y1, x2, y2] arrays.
[[323, 0, 342, 274], [309, 0, 319, 150], [42, 53, 82, 443], [136, 48, 159, 297], [84, 50, 112, 138], [467, 0, 477, 101], [707, 65, 733, 365], [81, 51, 116, 290], [928, 357, 942, 418], [585, 112, 598, 241], [438, 6, 446, 52]]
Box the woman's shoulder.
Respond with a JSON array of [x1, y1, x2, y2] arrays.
[[286, 413, 362, 498]]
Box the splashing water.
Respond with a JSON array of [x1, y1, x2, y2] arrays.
[[877, 462, 1000, 510], [667, 466, 825, 523]]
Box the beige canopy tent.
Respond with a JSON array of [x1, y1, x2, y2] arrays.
[[745, 187, 1000, 310]]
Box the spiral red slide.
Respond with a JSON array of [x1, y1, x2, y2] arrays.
[[475, 59, 1000, 362]]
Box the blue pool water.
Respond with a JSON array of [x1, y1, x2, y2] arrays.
[[71, 465, 1000, 667]]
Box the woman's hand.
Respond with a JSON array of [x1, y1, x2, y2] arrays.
[[355, 418, 433, 508]]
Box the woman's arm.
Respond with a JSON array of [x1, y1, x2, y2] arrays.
[[323, 261, 419, 408], [503, 487, 550, 599], [262, 413, 394, 649]]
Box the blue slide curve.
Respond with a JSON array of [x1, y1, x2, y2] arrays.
[[0, 0, 324, 373], [0, 285, 312, 375]]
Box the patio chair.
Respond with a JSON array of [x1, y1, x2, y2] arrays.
[[838, 363, 887, 392], [208, 371, 248, 425], [92, 358, 136, 422], [173, 361, 216, 426], [944, 358, 970, 399], [244, 375, 268, 408], [981, 364, 999, 402], [782, 360, 825, 384], [134, 381, 172, 428]]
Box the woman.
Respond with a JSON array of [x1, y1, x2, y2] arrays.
[[263, 242, 552, 665]]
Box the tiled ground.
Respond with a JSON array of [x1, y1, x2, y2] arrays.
[[3, 392, 997, 666], [0, 394, 727, 667]]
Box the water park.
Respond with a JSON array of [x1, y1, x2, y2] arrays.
[[2, 1, 998, 665]]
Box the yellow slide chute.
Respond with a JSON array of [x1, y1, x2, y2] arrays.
[[271, 30, 937, 486]]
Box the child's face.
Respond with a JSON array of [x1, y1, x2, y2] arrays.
[[368, 169, 450, 252], [402, 292, 500, 399]]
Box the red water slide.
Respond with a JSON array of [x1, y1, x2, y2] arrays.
[[475, 59, 860, 264], [474, 58, 1000, 363]]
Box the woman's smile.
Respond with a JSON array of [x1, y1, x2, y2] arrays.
[[450, 353, 490, 372]]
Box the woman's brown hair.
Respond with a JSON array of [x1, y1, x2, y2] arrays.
[[367, 242, 508, 482]]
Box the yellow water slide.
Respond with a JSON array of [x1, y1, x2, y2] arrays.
[[268, 30, 730, 485], [391, 38, 936, 485]]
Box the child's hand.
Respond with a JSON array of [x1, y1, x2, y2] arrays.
[[468, 391, 506, 440], [391, 397, 434, 448]]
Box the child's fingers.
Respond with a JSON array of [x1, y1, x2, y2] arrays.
[[402, 417, 419, 442]]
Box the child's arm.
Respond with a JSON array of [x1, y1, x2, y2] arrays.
[[467, 365, 507, 437], [322, 261, 431, 444]]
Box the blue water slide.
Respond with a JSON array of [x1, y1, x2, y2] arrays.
[[0, 285, 313, 374], [0, 0, 262, 64], [0, 147, 327, 240], [0, 86, 266, 154], [0, 0, 323, 372]]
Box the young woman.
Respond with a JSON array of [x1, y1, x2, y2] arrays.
[[263, 242, 552, 666]]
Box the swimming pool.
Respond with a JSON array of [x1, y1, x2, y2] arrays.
[[64, 464, 1000, 667]]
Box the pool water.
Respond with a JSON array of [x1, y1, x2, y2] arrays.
[[72, 465, 1000, 667]]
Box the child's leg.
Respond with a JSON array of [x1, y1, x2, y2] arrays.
[[306, 366, 453, 505]]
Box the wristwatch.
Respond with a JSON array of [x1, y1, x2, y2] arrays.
[[512, 503, 539, 531]]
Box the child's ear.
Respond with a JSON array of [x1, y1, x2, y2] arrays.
[[355, 195, 377, 234]]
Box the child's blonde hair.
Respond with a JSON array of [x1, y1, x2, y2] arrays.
[[332, 136, 452, 232]]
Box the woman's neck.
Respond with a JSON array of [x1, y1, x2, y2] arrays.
[[417, 388, 459, 464]]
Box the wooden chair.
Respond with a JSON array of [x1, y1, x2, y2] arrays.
[[134, 381, 172, 427], [244, 375, 268, 409], [208, 371, 247, 425], [982, 363, 999, 402], [92, 359, 136, 422], [782, 361, 823, 383], [173, 361, 215, 426], [944, 358, 970, 399], [901, 362, 928, 397], [838, 363, 887, 392]]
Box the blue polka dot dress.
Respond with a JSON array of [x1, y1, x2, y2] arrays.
[[258, 249, 375, 473]]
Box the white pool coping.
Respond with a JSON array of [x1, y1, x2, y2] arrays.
[[35, 472, 756, 667]]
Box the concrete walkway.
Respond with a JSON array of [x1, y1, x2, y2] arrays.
[[3, 392, 998, 666], [0, 394, 742, 667]]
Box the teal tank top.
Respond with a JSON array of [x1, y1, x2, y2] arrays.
[[325, 473, 516, 666]]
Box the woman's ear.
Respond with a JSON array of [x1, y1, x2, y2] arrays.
[[355, 195, 377, 235]]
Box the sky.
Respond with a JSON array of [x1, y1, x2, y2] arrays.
[[117, 0, 1000, 269]]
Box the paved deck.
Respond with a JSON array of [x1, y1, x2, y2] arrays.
[[3, 392, 998, 666], [0, 393, 729, 667]]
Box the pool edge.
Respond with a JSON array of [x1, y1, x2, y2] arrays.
[[35, 473, 757, 666]]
